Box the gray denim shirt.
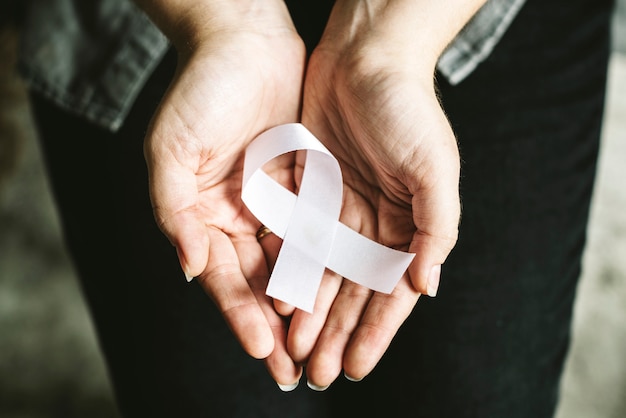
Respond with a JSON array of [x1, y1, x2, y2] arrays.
[[18, 0, 525, 132]]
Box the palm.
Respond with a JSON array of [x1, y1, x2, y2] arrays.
[[146, 30, 304, 256], [303, 49, 456, 252]]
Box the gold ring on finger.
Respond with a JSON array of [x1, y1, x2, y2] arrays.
[[256, 225, 272, 242]]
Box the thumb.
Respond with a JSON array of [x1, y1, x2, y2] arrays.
[[144, 135, 209, 281], [406, 129, 461, 297]]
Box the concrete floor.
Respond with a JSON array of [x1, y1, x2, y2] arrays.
[[1, 4, 625, 417]]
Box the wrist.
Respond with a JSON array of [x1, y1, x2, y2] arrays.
[[134, 0, 297, 51], [316, 0, 487, 78]]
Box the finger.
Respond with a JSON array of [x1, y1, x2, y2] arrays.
[[304, 281, 371, 390], [197, 227, 274, 359], [263, 311, 303, 391], [342, 276, 420, 381], [257, 229, 282, 273], [286, 269, 343, 363], [233, 234, 302, 389], [144, 130, 209, 280], [407, 172, 460, 297], [273, 300, 296, 317], [405, 117, 461, 297]]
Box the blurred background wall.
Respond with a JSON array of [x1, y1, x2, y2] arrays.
[[0, 8, 121, 417], [0, 2, 625, 417]]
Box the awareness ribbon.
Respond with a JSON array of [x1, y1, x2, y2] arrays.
[[242, 124, 415, 313]]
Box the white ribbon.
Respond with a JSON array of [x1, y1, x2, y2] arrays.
[[242, 124, 415, 313]]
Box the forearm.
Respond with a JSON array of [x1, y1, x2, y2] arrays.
[[133, 0, 296, 49], [318, 0, 488, 74]]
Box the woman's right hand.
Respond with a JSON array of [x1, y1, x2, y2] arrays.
[[136, 0, 307, 390]]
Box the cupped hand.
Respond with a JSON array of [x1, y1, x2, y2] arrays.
[[141, 3, 306, 388], [287, 11, 463, 388]]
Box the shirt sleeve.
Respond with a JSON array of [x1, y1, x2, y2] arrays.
[[18, 0, 169, 132], [437, 0, 527, 85]]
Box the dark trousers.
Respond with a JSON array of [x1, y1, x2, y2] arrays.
[[31, 0, 614, 416]]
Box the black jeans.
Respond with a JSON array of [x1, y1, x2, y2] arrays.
[[31, 0, 614, 416]]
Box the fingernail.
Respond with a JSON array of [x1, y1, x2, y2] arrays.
[[427, 265, 441, 297], [344, 372, 363, 382], [176, 247, 193, 282], [277, 381, 299, 392], [307, 380, 330, 391]]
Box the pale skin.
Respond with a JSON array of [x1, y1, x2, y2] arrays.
[[136, 0, 485, 391]]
